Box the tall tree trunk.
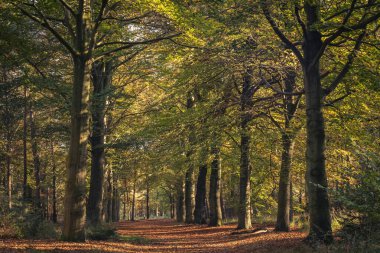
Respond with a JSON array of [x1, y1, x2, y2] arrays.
[[194, 164, 208, 224], [50, 141, 58, 223], [23, 85, 29, 200], [6, 139, 12, 210], [237, 68, 253, 230], [290, 181, 294, 223], [146, 178, 150, 219], [221, 185, 226, 220], [170, 192, 175, 219], [209, 145, 222, 226], [105, 166, 112, 223], [30, 109, 41, 208], [185, 92, 196, 223], [276, 69, 297, 231], [123, 178, 127, 220], [176, 179, 185, 222], [111, 176, 118, 222], [131, 181, 136, 221], [63, 57, 91, 241], [87, 60, 112, 225], [185, 166, 195, 223], [275, 134, 295, 231], [303, 2, 332, 243]]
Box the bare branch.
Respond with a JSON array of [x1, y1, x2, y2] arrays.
[[57, 0, 76, 17], [295, 4, 307, 36], [325, 2, 380, 21], [324, 92, 352, 106], [323, 31, 366, 96], [260, 0, 304, 65], [17, 3, 76, 56], [96, 33, 181, 57], [89, 0, 109, 50], [311, 0, 380, 66], [264, 113, 285, 133], [261, 74, 304, 96]]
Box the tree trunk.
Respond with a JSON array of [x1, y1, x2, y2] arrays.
[[185, 166, 195, 223], [50, 141, 58, 223], [23, 85, 29, 200], [30, 109, 41, 208], [221, 185, 226, 220], [237, 68, 253, 230], [209, 145, 222, 226], [185, 92, 196, 223], [194, 164, 208, 224], [63, 57, 91, 242], [131, 181, 136, 221], [123, 178, 127, 220], [111, 176, 119, 222], [6, 139, 12, 210], [290, 181, 294, 223], [276, 69, 297, 231], [87, 60, 112, 225], [176, 179, 185, 222], [170, 192, 175, 219], [105, 166, 112, 223], [275, 134, 294, 231], [146, 178, 150, 219], [303, 2, 332, 242]]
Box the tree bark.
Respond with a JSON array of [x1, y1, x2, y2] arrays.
[[170, 192, 175, 219], [275, 134, 295, 231], [275, 69, 298, 231], [23, 85, 29, 200], [194, 164, 208, 224], [30, 109, 42, 208], [237, 68, 253, 230], [146, 177, 150, 219], [87, 60, 112, 225], [176, 179, 185, 222], [63, 56, 91, 241], [50, 141, 58, 223], [209, 145, 222, 226], [111, 176, 118, 222], [185, 92, 196, 223], [131, 180, 136, 221], [6, 139, 12, 210], [104, 166, 112, 223], [185, 165, 195, 223], [290, 181, 294, 223], [123, 178, 127, 220], [303, 2, 332, 243]]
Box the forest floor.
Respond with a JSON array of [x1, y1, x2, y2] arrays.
[[0, 219, 315, 253]]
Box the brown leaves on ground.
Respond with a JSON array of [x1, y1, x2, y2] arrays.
[[0, 219, 311, 253]]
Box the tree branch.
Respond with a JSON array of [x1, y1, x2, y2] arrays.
[[57, 0, 76, 17], [95, 33, 181, 58], [295, 4, 307, 36], [17, 3, 76, 56], [311, 0, 380, 66], [260, 0, 304, 65], [323, 30, 366, 96]]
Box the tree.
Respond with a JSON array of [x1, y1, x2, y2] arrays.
[[260, 0, 380, 243], [16, 0, 178, 240]]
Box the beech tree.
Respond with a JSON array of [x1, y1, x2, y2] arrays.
[[261, 0, 380, 243]]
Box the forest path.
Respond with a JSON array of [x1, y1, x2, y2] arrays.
[[0, 219, 309, 253]]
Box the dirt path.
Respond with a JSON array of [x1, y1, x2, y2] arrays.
[[0, 219, 309, 253]]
